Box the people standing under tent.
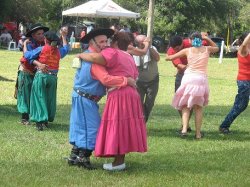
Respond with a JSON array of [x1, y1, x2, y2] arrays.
[[77, 32, 147, 171], [166, 32, 219, 139], [219, 32, 250, 134], [23, 30, 69, 131], [0, 28, 12, 46], [68, 28, 136, 170], [16, 23, 49, 125]]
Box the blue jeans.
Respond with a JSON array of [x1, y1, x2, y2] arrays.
[[220, 80, 250, 128]]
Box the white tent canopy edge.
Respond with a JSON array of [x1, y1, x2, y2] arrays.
[[62, 0, 140, 19]]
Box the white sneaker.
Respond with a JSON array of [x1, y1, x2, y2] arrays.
[[103, 163, 126, 171]]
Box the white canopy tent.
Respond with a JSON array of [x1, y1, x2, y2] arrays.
[[62, 0, 140, 19]]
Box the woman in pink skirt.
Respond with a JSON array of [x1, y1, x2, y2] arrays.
[[166, 32, 219, 139], [77, 32, 147, 171]]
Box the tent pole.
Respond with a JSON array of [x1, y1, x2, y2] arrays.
[[61, 16, 64, 26], [76, 14, 79, 38]]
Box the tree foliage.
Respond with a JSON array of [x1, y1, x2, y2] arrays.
[[0, 0, 249, 40]]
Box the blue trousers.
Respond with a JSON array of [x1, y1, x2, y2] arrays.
[[220, 80, 250, 128]]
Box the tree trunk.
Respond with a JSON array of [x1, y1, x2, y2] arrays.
[[147, 0, 155, 43]]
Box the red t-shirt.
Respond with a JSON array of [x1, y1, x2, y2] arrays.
[[237, 53, 250, 80], [166, 38, 208, 67]]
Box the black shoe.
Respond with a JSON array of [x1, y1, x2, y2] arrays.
[[219, 127, 230, 134], [76, 157, 96, 170], [67, 146, 79, 166], [21, 113, 29, 125], [20, 119, 29, 125], [178, 131, 188, 138], [68, 157, 78, 166], [42, 122, 49, 128], [36, 122, 43, 131]]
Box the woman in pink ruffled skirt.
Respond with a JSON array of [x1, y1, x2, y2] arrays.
[[77, 32, 147, 171], [166, 32, 219, 139]]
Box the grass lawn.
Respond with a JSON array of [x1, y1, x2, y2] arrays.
[[0, 49, 250, 187]]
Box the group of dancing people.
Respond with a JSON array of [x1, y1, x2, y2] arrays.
[[16, 23, 69, 131], [15, 22, 250, 171]]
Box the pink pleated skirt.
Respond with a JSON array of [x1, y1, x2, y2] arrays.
[[172, 72, 209, 110], [94, 86, 147, 157]]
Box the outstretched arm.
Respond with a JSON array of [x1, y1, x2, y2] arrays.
[[239, 33, 250, 56], [59, 27, 69, 58], [76, 52, 107, 65], [166, 48, 188, 61], [91, 64, 136, 88]]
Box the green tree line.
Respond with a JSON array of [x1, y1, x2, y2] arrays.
[[0, 0, 249, 42]]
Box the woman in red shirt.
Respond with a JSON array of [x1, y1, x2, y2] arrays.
[[219, 32, 250, 134]]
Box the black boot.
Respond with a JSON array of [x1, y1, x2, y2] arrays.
[[42, 121, 49, 128], [36, 122, 43, 131], [68, 146, 79, 166], [75, 149, 96, 170], [21, 113, 29, 125]]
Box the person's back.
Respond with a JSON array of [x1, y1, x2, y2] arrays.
[[101, 47, 138, 79], [38, 44, 60, 70], [186, 46, 209, 75]]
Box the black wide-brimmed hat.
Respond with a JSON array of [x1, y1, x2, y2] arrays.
[[26, 23, 49, 37], [80, 28, 114, 44]]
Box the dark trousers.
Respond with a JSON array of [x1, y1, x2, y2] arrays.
[[220, 80, 250, 128], [137, 75, 159, 122]]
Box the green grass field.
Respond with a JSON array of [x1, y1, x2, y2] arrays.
[[0, 49, 250, 187]]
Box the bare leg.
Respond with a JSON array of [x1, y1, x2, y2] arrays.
[[113, 154, 125, 166], [194, 105, 203, 138], [181, 106, 190, 133], [179, 109, 192, 130]]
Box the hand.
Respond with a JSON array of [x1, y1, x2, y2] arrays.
[[75, 54, 81, 58], [165, 54, 170, 61], [127, 77, 137, 88], [143, 37, 150, 43], [60, 26, 68, 37], [201, 32, 209, 40], [23, 38, 30, 46], [36, 61, 48, 73]]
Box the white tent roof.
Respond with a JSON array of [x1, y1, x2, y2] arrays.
[[62, 0, 140, 19]]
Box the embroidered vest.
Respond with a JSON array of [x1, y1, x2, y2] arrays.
[[38, 44, 60, 70]]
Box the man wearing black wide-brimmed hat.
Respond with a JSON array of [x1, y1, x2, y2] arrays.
[[67, 28, 136, 170], [16, 23, 49, 125], [24, 30, 69, 131]]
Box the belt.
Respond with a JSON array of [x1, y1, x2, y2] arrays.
[[37, 70, 57, 76], [19, 65, 35, 75], [74, 88, 102, 103]]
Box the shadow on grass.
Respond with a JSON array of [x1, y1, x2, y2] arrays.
[[0, 75, 15, 82], [1, 103, 250, 140], [147, 104, 250, 142], [47, 122, 69, 132]]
